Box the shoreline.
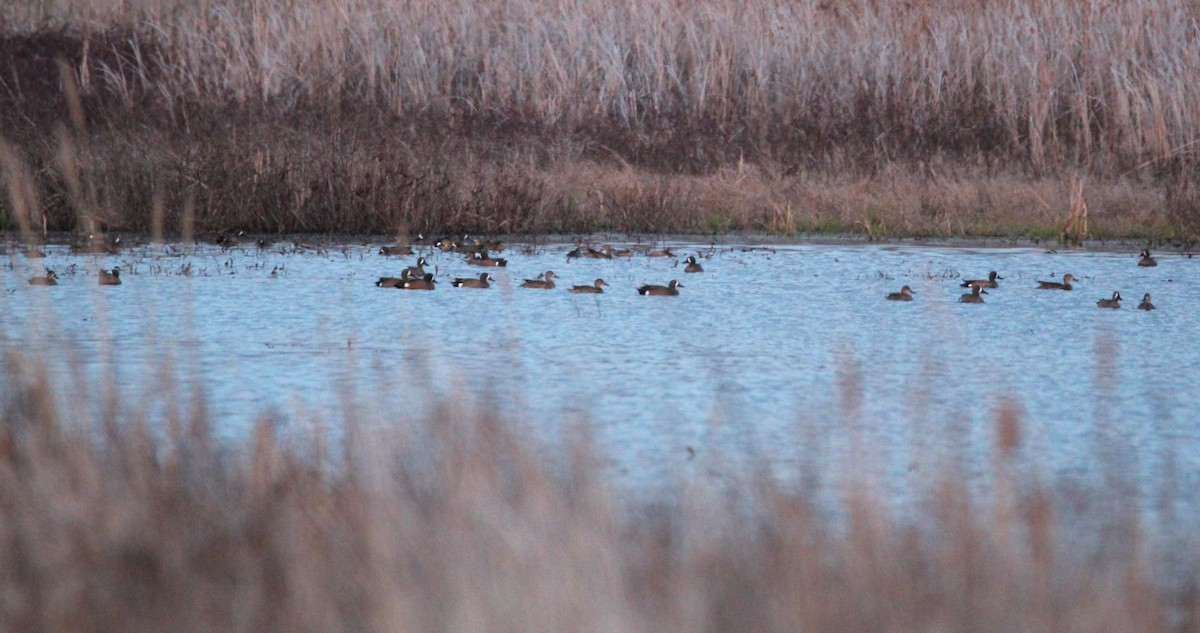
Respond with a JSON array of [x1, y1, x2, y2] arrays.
[[3, 230, 1191, 255]]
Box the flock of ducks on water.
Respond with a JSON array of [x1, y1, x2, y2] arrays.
[[19, 232, 1168, 308], [27, 266, 121, 286], [18, 232, 699, 296], [368, 234, 699, 296], [885, 249, 1159, 309]]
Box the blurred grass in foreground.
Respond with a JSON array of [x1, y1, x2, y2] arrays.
[[2, 349, 1198, 633]]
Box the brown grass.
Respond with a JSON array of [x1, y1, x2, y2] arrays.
[[1, 348, 1198, 633], [3, 0, 1200, 238]]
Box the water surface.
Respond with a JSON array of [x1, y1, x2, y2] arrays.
[[4, 237, 1199, 522]]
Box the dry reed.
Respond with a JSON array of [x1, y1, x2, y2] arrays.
[[1, 347, 1198, 633], [3, 0, 1200, 238]]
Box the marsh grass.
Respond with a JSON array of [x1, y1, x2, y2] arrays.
[[1, 345, 1198, 633], [3, 0, 1200, 238]]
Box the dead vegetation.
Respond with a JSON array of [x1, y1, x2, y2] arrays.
[[1, 348, 1198, 633], [2, 0, 1200, 239]]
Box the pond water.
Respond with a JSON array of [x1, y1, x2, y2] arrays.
[[3, 236, 1200, 524]]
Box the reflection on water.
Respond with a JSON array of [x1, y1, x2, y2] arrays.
[[4, 238, 1199, 520]]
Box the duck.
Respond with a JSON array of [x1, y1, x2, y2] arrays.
[[375, 270, 411, 288], [959, 285, 987, 303], [71, 234, 122, 254], [401, 257, 429, 278], [379, 244, 413, 256], [886, 285, 914, 301], [27, 270, 58, 285], [216, 231, 243, 248], [452, 273, 494, 288], [478, 238, 506, 252], [960, 271, 1002, 289], [520, 271, 557, 289], [1137, 293, 1155, 310], [638, 280, 683, 296], [646, 247, 674, 258], [412, 233, 433, 246], [69, 234, 97, 253], [256, 237, 274, 249], [570, 278, 608, 294], [441, 236, 490, 255], [1037, 274, 1076, 290], [602, 244, 634, 258], [683, 255, 704, 273], [99, 267, 122, 286], [1138, 249, 1158, 267], [467, 252, 507, 267], [400, 273, 437, 290], [582, 246, 611, 259], [1096, 291, 1122, 308]]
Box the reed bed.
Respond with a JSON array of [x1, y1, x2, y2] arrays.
[[1, 348, 1197, 633], [3, 0, 1200, 237]]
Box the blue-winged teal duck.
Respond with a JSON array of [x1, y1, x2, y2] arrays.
[[99, 267, 122, 285], [521, 271, 557, 289], [379, 244, 413, 256], [683, 255, 704, 273], [1137, 293, 1155, 310], [452, 272, 494, 288], [959, 285, 987, 303], [438, 236, 489, 255], [1037, 274, 1076, 290], [646, 247, 674, 257], [467, 252, 507, 267], [72, 234, 122, 254], [400, 273, 437, 290], [638, 280, 683, 296], [28, 270, 58, 285], [401, 257, 428, 278], [570, 278, 608, 294], [1096, 291, 1122, 308], [453, 235, 494, 252], [886, 285, 914, 301], [216, 231, 243, 248], [602, 245, 633, 257], [455, 240, 487, 255], [580, 246, 611, 259], [412, 233, 432, 246], [375, 272, 409, 288], [70, 234, 95, 253], [1138, 249, 1157, 267], [961, 271, 1002, 289], [477, 238, 505, 252]]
